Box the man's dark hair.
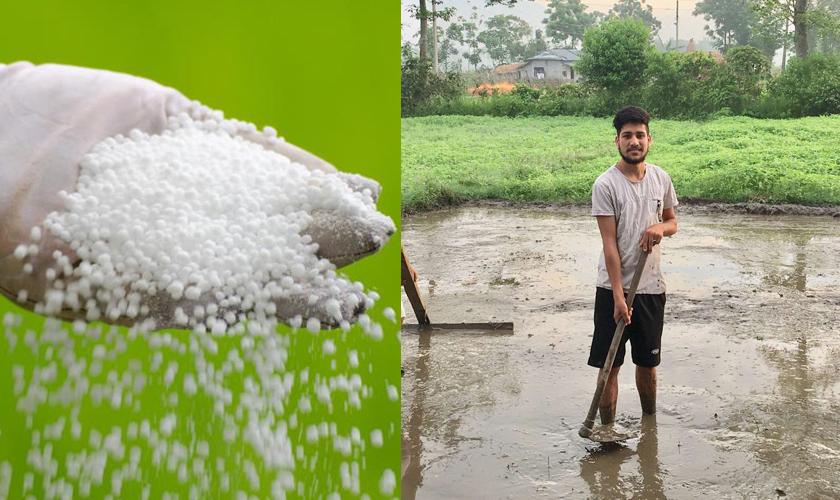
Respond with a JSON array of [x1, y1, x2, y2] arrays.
[[613, 106, 650, 135]]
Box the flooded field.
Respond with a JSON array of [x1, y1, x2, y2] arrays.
[[401, 206, 840, 500]]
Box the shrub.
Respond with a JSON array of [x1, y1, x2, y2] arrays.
[[576, 19, 656, 91], [401, 44, 464, 117], [744, 92, 792, 119], [509, 83, 542, 101], [725, 45, 771, 98], [405, 43, 840, 120], [771, 52, 840, 117]]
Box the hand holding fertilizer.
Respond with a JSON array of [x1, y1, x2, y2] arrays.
[[0, 62, 395, 334]]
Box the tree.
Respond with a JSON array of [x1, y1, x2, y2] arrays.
[[543, 0, 601, 48], [521, 29, 550, 59], [477, 14, 532, 65], [725, 45, 771, 96], [401, 43, 464, 116], [444, 21, 469, 70], [749, 15, 786, 58], [794, 0, 810, 58], [693, 0, 782, 56], [751, 0, 810, 59], [529, 29, 550, 56], [642, 50, 722, 117], [405, 0, 533, 64], [417, 25, 462, 71], [693, 0, 757, 52], [406, 0, 455, 62], [445, 21, 465, 44], [771, 51, 840, 115], [415, 0, 430, 61], [807, 1, 840, 53], [575, 18, 655, 89], [458, 7, 484, 71], [606, 0, 662, 38], [439, 30, 462, 71]]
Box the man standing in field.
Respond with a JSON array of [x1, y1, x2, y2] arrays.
[[588, 106, 678, 424]]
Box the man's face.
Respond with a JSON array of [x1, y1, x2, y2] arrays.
[[615, 122, 651, 165]]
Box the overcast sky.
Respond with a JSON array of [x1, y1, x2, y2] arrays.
[[401, 0, 721, 56]]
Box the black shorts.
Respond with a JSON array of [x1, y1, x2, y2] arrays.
[[588, 287, 666, 368]]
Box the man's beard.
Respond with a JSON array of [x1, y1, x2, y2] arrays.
[[618, 147, 647, 165]]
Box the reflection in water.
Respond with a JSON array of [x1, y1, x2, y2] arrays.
[[580, 416, 665, 500], [638, 416, 666, 500], [699, 218, 836, 293], [400, 329, 516, 499], [722, 335, 840, 498], [580, 443, 635, 499], [760, 233, 811, 291], [402, 331, 432, 500]]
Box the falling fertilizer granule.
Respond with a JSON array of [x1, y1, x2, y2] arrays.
[[1, 105, 398, 499]]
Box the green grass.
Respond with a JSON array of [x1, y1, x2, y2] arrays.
[[401, 115, 840, 213]]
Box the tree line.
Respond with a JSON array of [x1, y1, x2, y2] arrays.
[[403, 17, 840, 118], [406, 0, 840, 69]]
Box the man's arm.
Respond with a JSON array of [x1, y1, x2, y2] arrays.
[[597, 215, 632, 325], [638, 207, 678, 252]]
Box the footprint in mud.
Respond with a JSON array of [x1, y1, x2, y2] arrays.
[[615, 413, 641, 429], [660, 403, 693, 422], [697, 428, 759, 452]]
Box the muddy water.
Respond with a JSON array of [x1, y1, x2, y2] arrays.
[[401, 206, 840, 500]]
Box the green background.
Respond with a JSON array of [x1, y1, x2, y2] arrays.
[[0, 1, 399, 499]]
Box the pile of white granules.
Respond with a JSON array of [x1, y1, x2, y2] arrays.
[[14, 106, 394, 335], [1, 107, 399, 499]]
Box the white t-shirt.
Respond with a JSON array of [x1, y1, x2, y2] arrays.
[[591, 163, 678, 294]]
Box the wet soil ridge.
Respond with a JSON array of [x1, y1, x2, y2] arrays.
[[403, 198, 840, 217]]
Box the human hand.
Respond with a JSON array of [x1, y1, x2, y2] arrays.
[[638, 223, 665, 253], [613, 296, 632, 325], [0, 62, 392, 329]]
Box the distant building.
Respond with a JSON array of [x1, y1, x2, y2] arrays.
[[684, 38, 724, 63], [518, 49, 584, 82], [656, 38, 722, 56], [490, 62, 526, 80]]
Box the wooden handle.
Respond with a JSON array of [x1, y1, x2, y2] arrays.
[[402, 245, 430, 325], [580, 250, 649, 436]]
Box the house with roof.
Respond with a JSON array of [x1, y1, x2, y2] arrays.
[[490, 62, 526, 80], [518, 49, 584, 82]]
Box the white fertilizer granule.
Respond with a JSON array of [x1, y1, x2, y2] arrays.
[[1, 104, 399, 499], [378, 468, 396, 496], [20, 106, 394, 334], [370, 429, 383, 448], [386, 384, 399, 402], [382, 307, 396, 322]]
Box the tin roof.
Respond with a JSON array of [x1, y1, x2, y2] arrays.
[[525, 49, 580, 62]]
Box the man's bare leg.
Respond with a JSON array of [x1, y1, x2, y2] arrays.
[[598, 365, 621, 425], [636, 366, 657, 414]]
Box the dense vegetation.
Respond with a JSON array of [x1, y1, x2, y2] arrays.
[[401, 20, 840, 120]]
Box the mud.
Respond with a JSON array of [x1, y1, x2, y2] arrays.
[[401, 207, 840, 499], [404, 199, 840, 218]]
